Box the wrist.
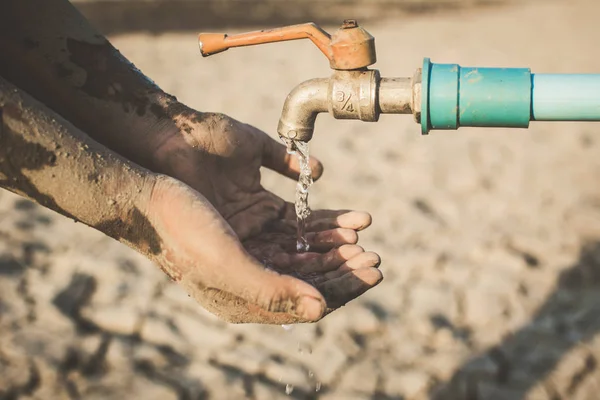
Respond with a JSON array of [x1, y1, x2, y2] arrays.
[[141, 92, 185, 167]]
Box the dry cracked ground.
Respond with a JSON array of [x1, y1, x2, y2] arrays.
[[2, 1, 600, 399]]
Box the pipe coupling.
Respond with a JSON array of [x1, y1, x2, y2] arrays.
[[328, 70, 380, 121]]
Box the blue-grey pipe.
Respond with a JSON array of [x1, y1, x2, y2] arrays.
[[532, 74, 600, 121]]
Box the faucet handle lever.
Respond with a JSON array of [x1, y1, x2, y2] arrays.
[[198, 20, 376, 70], [198, 23, 331, 57]]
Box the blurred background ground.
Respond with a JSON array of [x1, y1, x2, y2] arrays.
[[2, 0, 600, 399], [71, 0, 536, 34]]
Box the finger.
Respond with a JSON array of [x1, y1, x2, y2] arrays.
[[290, 244, 364, 274], [318, 268, 383, 309], [323, 251, 381, 281], [306, 228, 358, 251], [249, 227, 359, 254], [217, 259, 327, 323], [281, 207, 351, 223], [278, 206, 373, 232], [201, 276, 326, 324], [244, 296, 323, 325], [250, 274, 326, 322], [306, 210, 372, 232], [261, 134, 324, 181]]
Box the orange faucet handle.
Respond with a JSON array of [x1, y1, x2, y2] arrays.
[[198, 20, 376, 70]]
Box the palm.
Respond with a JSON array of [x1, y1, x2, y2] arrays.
[[170, 115, 288, 239]]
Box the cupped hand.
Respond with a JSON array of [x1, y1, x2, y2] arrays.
[[145, 111, 383, 323]]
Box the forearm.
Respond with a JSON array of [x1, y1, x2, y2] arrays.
[[0, 0, 189, 170], [0, 75, 161, 258]]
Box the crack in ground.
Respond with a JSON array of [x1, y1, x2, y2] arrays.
[[566, 352, 597, 396], [0, 361, 41, 400]]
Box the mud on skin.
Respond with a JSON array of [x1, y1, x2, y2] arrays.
[[0, 105, 77, 221], [65, 38, 212, 132], [0, 78, 325, 325], [94, 208, 162, 257], [65, 38, 162, 116], [1, 7, 213, 164], [0, 78, 164, 268]]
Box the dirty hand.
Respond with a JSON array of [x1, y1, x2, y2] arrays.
[[0, 0, 381, 324], [146, 111, 383, 324]]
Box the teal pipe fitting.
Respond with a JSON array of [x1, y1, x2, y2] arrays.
[[421, 58, 532, 134]]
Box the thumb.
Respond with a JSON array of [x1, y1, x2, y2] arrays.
[[212, 254, 327, 323], [249, 271, 326, 322], [189, 262, 327, 324]]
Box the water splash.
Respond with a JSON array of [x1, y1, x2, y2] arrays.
[[297, 342, 313, 355], [279, 138, 319, 394], [308, 370, 322, 392]]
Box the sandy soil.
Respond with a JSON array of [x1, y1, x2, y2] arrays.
[[2, 0, 600, 399]]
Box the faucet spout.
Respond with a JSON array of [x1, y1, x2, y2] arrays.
[[277, 70, 420, 142], [277, 78, 329, 142]]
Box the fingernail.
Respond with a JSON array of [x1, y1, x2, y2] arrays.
[[338, 244, 364, 259], [296, 296, 325, 321]]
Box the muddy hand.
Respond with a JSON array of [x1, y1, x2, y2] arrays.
[[148, 177, 382, 324], [0, 0, 382, 324], [148, 110, 383, 323]]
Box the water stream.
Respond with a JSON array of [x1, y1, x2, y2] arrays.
[[280, 140, 312, 333], [279, 138, 321, 395], [280, 137, 313, 253], [291, 140, 313, 253]]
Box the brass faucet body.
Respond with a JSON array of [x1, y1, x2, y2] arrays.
[[198, 20, 422, 142]]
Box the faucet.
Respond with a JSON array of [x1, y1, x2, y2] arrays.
[[198, 21, 600, 141], [198, 20, 419, 142]]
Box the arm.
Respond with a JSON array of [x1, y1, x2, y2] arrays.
[[2, 76, 384, 324], [0, 0, 383, 322], [0, 75, 333, 323], [0, 0, 182, 171], [0, 75, 159, 257]]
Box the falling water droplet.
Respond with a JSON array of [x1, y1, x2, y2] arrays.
[[285, 384, 294, 395], [315, 382, 322, 392]]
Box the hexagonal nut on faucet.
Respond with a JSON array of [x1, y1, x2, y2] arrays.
[[329, 20, 377, 70]]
